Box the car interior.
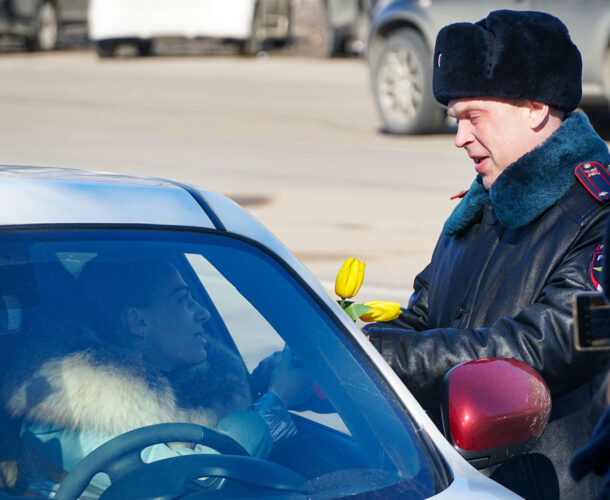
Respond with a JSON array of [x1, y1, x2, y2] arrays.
[[0, 231, 439, 499]]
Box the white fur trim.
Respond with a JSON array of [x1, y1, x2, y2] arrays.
[[5, 351, 218, 434]]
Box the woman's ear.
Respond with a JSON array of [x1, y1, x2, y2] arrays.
[[125, 307, 148, 338]]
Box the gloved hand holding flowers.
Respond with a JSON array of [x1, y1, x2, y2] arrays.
[[334, 257, 401, 323]]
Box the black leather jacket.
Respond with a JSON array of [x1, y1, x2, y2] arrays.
[[366, 112, 610, 498], [370, 183, 608, 408]]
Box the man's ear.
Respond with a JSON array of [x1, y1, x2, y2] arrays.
[[528, 100, 550, 130], [125, 307, 148, 338]]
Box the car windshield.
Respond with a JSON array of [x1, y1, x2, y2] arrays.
[[0, 228, 441, 499]]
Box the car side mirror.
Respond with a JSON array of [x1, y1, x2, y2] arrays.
[[441, 358, 551, 469]]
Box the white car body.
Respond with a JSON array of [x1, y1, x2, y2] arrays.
[[0, 166, 525, 499], [88, 0, 256, 41]]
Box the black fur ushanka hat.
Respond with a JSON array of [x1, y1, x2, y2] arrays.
[[433, 10, 582, 112]]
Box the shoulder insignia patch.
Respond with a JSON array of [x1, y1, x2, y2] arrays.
[[450, 190, 469, 200], [590, 243, 604, 291], [574, 161, 610, 202]]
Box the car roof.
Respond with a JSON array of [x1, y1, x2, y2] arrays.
[[0, 164, 347, 333], [0, 166, 215, 228], [0, 165, 298, 276]]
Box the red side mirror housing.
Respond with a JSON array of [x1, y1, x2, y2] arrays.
[[441, 358, 551, 469]]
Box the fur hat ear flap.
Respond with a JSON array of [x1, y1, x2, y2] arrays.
[[433, 10, 582, 112], [432, 22, 493, 102]]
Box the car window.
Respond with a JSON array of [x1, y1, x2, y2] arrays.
[[186, 253, 284, 373], [0, 228, 442, 499]]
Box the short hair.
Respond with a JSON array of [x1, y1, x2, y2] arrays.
[[77, 258, 176, 345]]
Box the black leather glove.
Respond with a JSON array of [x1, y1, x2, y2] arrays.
[[570, 406, 610, 480]]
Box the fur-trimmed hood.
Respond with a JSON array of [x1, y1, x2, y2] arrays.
[[443, 111, 610, 236], [2, 337, 252, 436]]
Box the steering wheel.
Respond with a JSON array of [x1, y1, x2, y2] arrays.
[[98, 454, 306, 499], [53, 423, 303, 500]]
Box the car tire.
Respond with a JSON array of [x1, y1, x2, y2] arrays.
[[320, 1, 344, 57], [348, 3, 370, 56], [26, 1, 59, 51], [95, 40, 117, 58], [372, 29, 445, 134], [239, 1, 266, 55], [136, 39, 153, 57]]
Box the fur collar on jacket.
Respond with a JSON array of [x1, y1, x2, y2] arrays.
[[2, 336, 252, 436], [443, 112, 610, 236]]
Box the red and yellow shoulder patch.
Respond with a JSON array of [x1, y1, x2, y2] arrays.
[[575, 162, 610, 202]]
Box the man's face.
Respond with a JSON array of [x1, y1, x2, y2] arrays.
[[447, 98, 534, 189], [140, 265, 212, 371]]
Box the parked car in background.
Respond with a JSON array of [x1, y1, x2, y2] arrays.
[[322, 0, 373, 56], [0, 165, 552, 499], [88, 0, 291, 57], [368, 0, 610, 135], [0, 0, 88, 51]]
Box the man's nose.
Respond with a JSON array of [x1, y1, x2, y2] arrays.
[[454, 121, 473, 148]]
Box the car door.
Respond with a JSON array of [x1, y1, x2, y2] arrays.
[[531, 0, 610, 99], [58, 0, 88, 24], [425, 0, 532, 34], [327, 0, 359, 29], [10, 0, 38, 22]]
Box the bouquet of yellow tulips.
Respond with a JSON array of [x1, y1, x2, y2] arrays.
[[334, 257, 401, 322]]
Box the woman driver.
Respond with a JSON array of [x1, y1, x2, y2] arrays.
[[2, 258, 311, 497]]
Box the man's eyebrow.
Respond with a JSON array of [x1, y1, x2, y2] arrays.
[[450, 107, 486, 118]]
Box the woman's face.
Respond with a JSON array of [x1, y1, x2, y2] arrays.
[[137, 265, 212, 372]]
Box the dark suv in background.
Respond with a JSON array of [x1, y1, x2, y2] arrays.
[[368, 0, 610, 136], [0, 0, 88, 51]]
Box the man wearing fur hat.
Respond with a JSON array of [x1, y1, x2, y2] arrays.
[[365, 10, 610, 499]]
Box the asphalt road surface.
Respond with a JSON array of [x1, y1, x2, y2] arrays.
[[0, 49, 483, 303]]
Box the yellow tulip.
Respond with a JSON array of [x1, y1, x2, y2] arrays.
[[360, 301, 401, 322], [335, 258, 366, 299]]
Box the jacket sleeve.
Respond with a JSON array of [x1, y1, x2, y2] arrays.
[[367, 220, 606, 411], [382, 263, 431, 332]]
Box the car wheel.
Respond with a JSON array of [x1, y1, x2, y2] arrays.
[[240, 1, 266, 55], [26, 1, 59, 51], [95, 40, 117, 58], [136, 39, 153, 57], [320, 1, 344, 57], [372, 29, 445, 134], [348, 3, 370, 55]]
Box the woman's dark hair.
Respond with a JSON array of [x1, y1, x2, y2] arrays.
[[77, 258, 175, 344]]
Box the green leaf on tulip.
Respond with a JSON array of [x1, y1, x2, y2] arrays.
[[337, 300, 354, 308], [343, 303, 372, 321]]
